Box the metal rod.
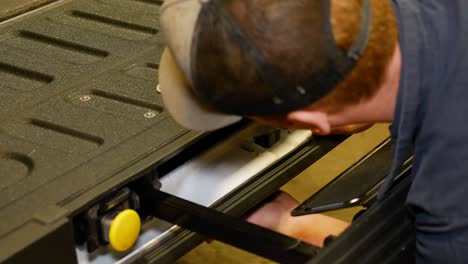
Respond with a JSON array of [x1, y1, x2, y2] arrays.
[[132, 179, 319, 263]]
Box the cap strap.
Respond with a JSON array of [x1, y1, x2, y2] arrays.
[[197, 0, 372, 114], [205, 0, 293, 102]]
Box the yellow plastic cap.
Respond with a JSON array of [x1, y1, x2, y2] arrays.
[[109, 209, 141, 252]]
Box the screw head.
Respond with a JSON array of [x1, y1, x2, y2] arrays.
[[144, 111, 157, 119], [156, 84, 161, 93], [79, 95, 91, 102]]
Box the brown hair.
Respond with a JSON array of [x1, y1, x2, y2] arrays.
[[316, 0, 398, 111], [193, 0, 398, 113]]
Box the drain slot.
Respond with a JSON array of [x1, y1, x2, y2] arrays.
[[91, 89, 163, 111], [0, 62, 54, 84], [18, 30, 109, 58], [133, 0, 163, 6], [30, 119, 104, 146], [70, 10, 158, 35]]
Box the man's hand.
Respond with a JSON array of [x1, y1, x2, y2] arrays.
[[245, 192, 299, 235], [245, 191, 350, 247]]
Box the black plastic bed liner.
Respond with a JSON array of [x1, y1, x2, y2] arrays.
[[0, 0, 203, 262]]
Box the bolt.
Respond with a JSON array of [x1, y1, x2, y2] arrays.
[[144, 111, 157, 119], [79, 95, 91, 102], [156, 84, 161, 93]]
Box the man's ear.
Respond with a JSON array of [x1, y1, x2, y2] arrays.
[[286, 110, 331, 135]]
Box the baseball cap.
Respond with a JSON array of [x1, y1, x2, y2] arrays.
[[159, 0, 371, 131]]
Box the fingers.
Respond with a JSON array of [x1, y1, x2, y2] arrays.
[[244, 191, 299, 233]]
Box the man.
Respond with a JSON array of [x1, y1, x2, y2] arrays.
[[158, 0, 468, 262]]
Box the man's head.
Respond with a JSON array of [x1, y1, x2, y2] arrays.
[[159, 0, 398, 132]]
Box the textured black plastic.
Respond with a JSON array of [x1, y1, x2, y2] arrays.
[[293, 137, 393, 215], [0, 1, 204, 262], [309, 170, 414, 264]]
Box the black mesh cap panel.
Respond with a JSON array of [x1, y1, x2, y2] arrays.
[[191, 0, 371, 116]]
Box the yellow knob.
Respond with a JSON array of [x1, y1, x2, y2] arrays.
[[109, 209, 141, 252]]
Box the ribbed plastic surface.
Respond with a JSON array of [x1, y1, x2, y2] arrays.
[[0, 0, 202, 262]]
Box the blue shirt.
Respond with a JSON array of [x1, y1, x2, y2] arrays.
[[379, 1, 468, 263]]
